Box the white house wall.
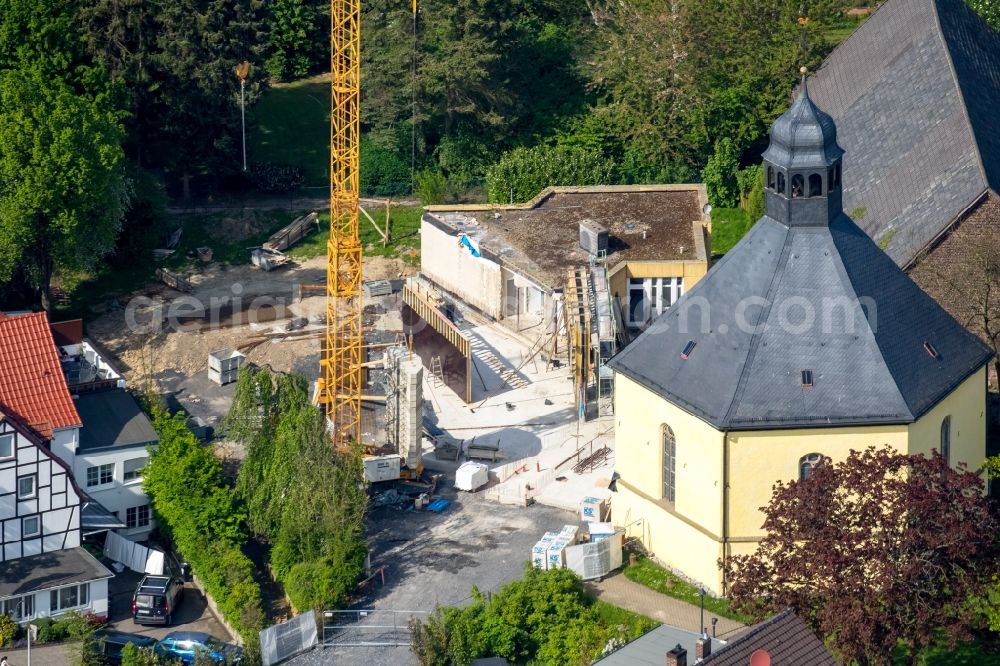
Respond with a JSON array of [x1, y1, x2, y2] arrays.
[[74, 448, 153, 537], [420, 220, 504, 317], [50, 426, 79, 469], [0, 420, 82, 562]]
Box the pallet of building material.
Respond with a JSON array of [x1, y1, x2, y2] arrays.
[[155, 268, 194, 293], [262, 212, 318, 251], [250, 247, 290, 271], [363, 279, 393, 298]]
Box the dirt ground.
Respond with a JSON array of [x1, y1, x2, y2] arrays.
[[87, 253, 414, 396]]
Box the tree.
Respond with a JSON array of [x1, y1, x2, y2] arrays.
[[723, 446, 999, 665], [967, 0, 1000, 31], [485, 145, 616, 203], [227, 368, 369, 612], [265, 0, 321, 81], [0, 63, 127, 309], [702, 138, 740, 208], [586, 0, 829, 172]]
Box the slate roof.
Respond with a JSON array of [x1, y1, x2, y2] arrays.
[[75, 388, 159, 452], [0, 311, 81, 437], [609, 86, 993, 430], [701, 610, 837, 665], [0, 546, 114, 597], [806, 0, 1000, 266]]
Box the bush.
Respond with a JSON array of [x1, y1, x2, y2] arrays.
[[414, 170, 448, 206], [248, 161, 305, 193], [0, 613, 16, 648], [120, 643, 161, 666], [410, 566, 656, 666], [62, 610, 105, 639], [360, 138, 411, 197], [485, 145, 616, 204], [34, 617, 69, 643]]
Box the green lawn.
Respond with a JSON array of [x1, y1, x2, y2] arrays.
[[622, 546, 753, 624], [710, 207, 752, 258], [252, 74, 330, 187], [286, 204, 423, 263]]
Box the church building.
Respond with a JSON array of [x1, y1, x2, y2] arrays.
[[607, 77, 995, 595]]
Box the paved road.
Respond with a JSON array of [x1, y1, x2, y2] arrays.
[[288, 489, 575, 666], [585, 572, 745, 638]]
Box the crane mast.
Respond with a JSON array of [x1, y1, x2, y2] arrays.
[[319, 0, 363, 445]]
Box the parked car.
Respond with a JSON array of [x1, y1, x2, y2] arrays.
[[154, 631, 244, 664], [131, 574, 185, 625], [94, 629, 158, 665]]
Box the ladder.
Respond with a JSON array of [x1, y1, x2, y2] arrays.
[[429, 356, 444, 385]]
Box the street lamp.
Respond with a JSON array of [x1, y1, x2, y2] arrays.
[[234, 61, 251, 172], [699, 587, 706, 639]]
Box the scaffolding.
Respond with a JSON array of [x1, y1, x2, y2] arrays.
[[565, 264, 616, 420]]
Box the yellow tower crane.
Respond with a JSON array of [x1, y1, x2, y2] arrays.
[[318, 0, 364, 445]]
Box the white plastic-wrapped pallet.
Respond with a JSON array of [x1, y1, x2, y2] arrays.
[[455, 461, 489, 491]]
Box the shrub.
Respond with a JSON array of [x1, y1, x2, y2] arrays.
[[120, 643, 162, 666], [34, 616, 69, 643], [79, 631, 105, 665], [62, 610, 104, 639], [0, 613, 16, 648], [485, 145, 616, 204], [248, 161, 305, 193], [414, 170, 448, 206], [739, 165, 765, 222]]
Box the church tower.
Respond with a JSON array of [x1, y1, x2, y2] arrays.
[[761, 70, 845, 227]]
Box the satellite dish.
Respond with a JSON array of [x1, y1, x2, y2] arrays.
[[702, 203, 712, 216]]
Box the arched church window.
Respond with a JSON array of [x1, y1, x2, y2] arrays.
[[767, 167, 775, 190], [662, 425, 676, 503], [791, 174, 804, 198], [777, 171, 786, 194], [799, 453, 823, 480], [940, 416, 951, 465], [809, 173, 822, 197]]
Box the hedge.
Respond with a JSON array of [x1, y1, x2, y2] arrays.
[[145, 408, 265, 653]]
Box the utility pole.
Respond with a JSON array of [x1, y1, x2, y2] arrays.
[[234, 61, 251, 172]]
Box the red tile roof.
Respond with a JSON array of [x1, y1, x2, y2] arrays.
[[0, 312, 81, 437]]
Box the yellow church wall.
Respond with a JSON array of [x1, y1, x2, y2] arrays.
[[613, 374, 725, 536], [907, 367, 987, 469], [613, 481, 726, 594], [726, 424, 908, 539]]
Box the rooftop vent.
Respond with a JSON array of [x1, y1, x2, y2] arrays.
[[801, 369, 814, 388], [579, 220, 608, 256], [680, 341, 697, 360], [923, 341, 939, 359]]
